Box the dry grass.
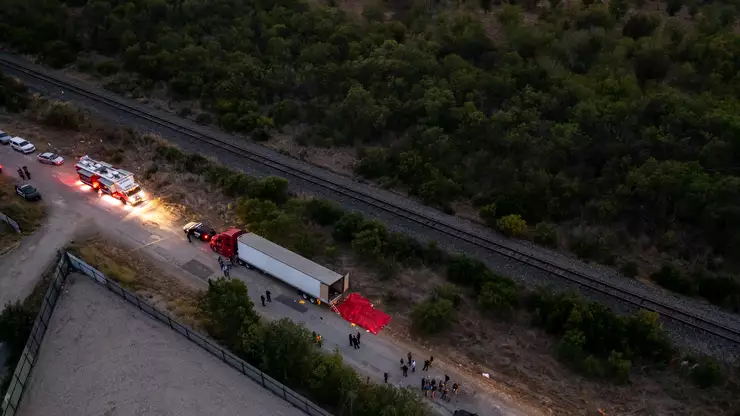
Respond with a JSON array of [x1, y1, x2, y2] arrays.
[[68, 235, 207, 329], [0, 175, 47, 250]]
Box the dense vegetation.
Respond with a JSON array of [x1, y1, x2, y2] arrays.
[[0, 302, 34, 392], [201, 278, 429, 415], [149, 138, 725, 388], [4, 0, 740, 299]]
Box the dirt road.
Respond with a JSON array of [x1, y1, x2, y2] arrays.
[[0, 145, 537, 416]]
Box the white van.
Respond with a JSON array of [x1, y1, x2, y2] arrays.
[[9, 137, 35, 154]]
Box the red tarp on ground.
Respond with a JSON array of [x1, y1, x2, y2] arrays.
[[336, 293, 391, 335]]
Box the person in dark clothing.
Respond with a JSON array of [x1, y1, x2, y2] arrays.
[[349, 334, 354, 347], [384, 373, 388, 383], [17, 168, 25, 180], [218, 256, 224, 267], [353, 337, 359, 349], [407, 352, 412, 365], [422, 359, 429, 371], [445, 374, 450, 384], [186, 233, 192, 243], [402, 364, 408, 377], [22, 166, 30, 179], [266, 290, 271, 302], [260, 295, 266, 306], [400, 358, 404, 368], [421, 377, 426, 391], [429, 356, 434, 368], [356, 331, 361, 344]]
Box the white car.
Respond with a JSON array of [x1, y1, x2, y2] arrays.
[[37, 152, 64, 165], [0, 131, 11, 145], [9, 137, 35, 154]]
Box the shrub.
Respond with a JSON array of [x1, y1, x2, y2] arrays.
[[182, 153, 210, 174], [0, 302, 34, 356], [477, 278, 518, 313], [446, 255, 489, 288], [332, 212, 365, 242], [95, 59, 120, 76], [0, 73, 29, 112], [568, 228, 615, 263], [534, 222, 558, 247], [556, 329, 586, 363], [155, 145, 185, 163], [690, 358, 723, 388], [305, 199, 344, 226], [356, 148, 389, 178], [39, 101, 87, 130], [195, 112, 213, 125], [620, 261, 639, 278], [385, 232, 423, 263], [479, 203, 497, 227], [376, 256, 400, 280], [434, 284, 462, 308], [248, 176, 289, 204], [696, 271, 740, 309], [411, 298, 455, 334], [352, 227, 387, 259], [496, 214, 527, 237], [606, 351, 631, 383], [651, 263, 696, 296]]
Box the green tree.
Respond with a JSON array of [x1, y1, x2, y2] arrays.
[[201, 278, 259, 347]]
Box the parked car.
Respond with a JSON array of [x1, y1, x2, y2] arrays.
[[9, 137, 35, 154], [37, 152, 64, 165], [183, 221, 216, 241], [15, 184, 41, 201], [0, 130, 11, 145]]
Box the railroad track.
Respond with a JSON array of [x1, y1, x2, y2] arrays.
[[3, 56, 739, 345]]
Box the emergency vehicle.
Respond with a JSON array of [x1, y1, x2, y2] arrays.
[[74, 155, 146, 205]]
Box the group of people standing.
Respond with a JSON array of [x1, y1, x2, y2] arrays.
[[217, 256, 232, 278], [422, 374, 458, 401], [349, 331, 362, 349], [17, 166, 31, 180]]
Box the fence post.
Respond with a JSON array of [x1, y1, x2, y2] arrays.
[[261, 372, 265, 387], [136, 297, 141, 310], [221, 349, 226, 362], [283, 386, 287, 399], [241, 362, 246, 375], [168, 316, 173, 329]]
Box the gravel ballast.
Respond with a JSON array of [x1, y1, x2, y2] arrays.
[[15, 273, 308, 416]]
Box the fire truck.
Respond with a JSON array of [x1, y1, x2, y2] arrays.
[[74, 155, 146, 205]]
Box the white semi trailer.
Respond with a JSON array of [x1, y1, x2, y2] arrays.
[[211, 229, 349, 305]]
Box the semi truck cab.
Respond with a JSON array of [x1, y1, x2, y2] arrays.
[[210, 228, 245, 258]]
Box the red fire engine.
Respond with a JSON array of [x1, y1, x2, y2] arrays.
[[74, 155, 146, 205]]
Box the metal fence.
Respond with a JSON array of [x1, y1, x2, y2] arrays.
[[1, 253, 69, 416], [66, 253, 332, 416], [0, 212, 20, 233]]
